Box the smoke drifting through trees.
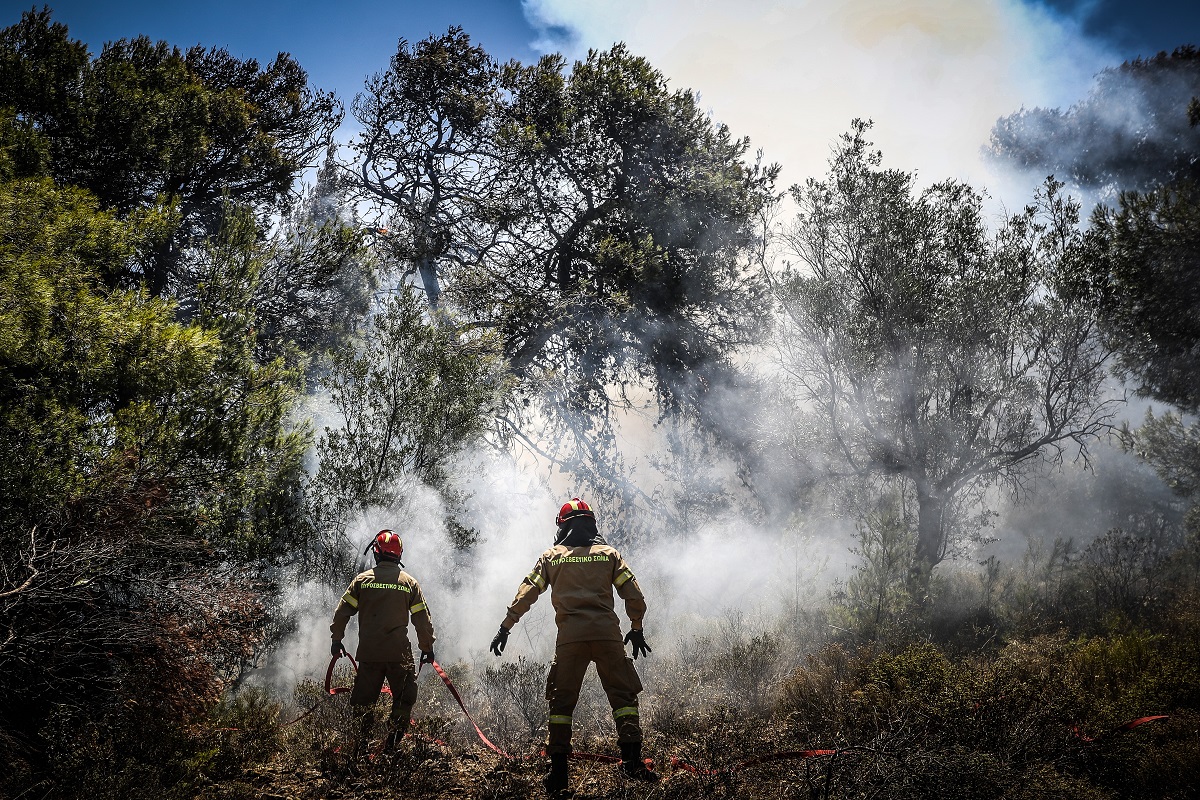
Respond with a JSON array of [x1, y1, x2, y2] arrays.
[[273, 23, 1200, 704], [989, 46, 1200, 198], [4, 6, 1200, 797], [770, 121, 1118, 588]]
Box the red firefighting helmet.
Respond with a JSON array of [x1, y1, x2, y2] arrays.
[[369, 529, 403, 559], [555, 497, 594, 526]]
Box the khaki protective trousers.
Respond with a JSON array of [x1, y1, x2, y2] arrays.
[[349, 655, 419, 740], [546, 640, 643, 755]]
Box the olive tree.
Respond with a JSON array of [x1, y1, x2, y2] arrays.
[[772, 122, 1117, 588]]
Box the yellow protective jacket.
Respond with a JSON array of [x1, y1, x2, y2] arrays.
[[503, 536, 647, 645], [330, 560, 435, 662]]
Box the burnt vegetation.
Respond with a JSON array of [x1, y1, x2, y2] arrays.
[[2, 9, 1200, 799]]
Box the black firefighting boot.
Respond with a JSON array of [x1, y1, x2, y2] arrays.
[[348, 706, 374, 763], [384, 711, 411, 752], [542, 753, 571, 797], [619, 741, 660, 782]]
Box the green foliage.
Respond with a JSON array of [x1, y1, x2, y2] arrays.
[[251, 215, 380, 382], [1137, 412, 1200, 499], [0, 178, 187, 524], [0, 106, 48, 179], [1079, 105, 1200, 548], [0, 15, 381, 792], [0, 175, 312, 792], [836, 494, 922, 642], [853, 642, 959, 725], [312, 290, 507, 557], [489, 43, 779, 416], [1076, 527, 1172, 624], [0, 8, 342, 295], [1089, 181, 1200, 413], [196, 688, 284, 778], [174, 197, 379, 383], [0, 8, 89, 135]]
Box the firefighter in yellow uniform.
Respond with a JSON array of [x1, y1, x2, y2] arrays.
[[490, 498, 659, 795], [330, 530, 435, 757]]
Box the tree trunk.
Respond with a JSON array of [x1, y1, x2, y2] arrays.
[[147, 239, 174, 298], [417, 255, 441, 310], [911, 486, 943, 600]]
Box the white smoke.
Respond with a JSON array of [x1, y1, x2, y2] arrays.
[[263, 447, 554, 687], [520, 0, 1117, 203], [265, 412, 855, 696]]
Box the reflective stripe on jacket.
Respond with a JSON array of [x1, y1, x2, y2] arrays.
[[503, 544, 646, 645], [330, 561, 435, 661]]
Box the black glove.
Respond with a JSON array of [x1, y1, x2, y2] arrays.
[[623, 629, 651, 659], [420, 650, 435, 667], [331, 639, 346, 658], [490, 626, 509, 657]]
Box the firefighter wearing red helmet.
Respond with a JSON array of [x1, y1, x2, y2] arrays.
[[490, 498, 659, 795], [330, 529, 436, 756]]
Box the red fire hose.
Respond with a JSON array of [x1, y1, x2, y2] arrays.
[[428, 659, 624, 764], [428, 660, 517, 759]]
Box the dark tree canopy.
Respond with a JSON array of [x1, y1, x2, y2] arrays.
[[0, 7, 342, 295], [490, 44, 779, 416], [353, 26, 503, 310], [987, 46, 1200, 194], [349, 32, 779, 522], [353, 33, 778, 420], [1082, 125, 1200, 537], [1089, 182, 1200, 414]]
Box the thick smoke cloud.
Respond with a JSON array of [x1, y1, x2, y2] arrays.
[[521, 0, 1115, 198], [267, 447, 557, 687]]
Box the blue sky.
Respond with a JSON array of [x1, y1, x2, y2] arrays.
[[1036, 0, 1200, 57], [2, 1, 543, 103], [4, 0, 1198, 193]]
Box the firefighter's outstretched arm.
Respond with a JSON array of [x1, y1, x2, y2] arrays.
[[492, 556, 548, 656], [614, 554, 650, 657], [613, 555, 647, 628], [409, 580, 436, 661]]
